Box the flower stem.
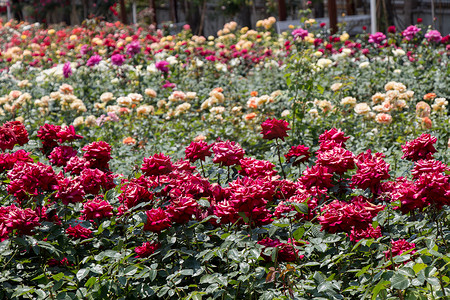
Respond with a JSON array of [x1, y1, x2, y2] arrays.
[[276, 139, 286, 179]]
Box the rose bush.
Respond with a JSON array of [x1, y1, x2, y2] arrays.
[[0, 119, 448, 299]]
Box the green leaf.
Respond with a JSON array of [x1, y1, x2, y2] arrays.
[[76, 268, 90, 282], [317, 84, 325, 94], [292, 202, 308, 214], [371, 280, 389, 300], [179, 269, 194, 276], [123, 265, 137, 276], [425, 277, 440, 286], [317, 281, 332, 293], [293, 227, 305, 240], [413, 263, 427, 274], [85, 277, 96, 288], [390, 273, 410, 290], [240, 262, 250, 274]]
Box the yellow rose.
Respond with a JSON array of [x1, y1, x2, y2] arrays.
[[340, 32, 349, 42]]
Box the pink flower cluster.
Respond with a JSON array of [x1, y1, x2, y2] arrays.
[[402, 25, 421, 41]]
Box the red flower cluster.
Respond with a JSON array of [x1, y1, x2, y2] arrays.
[[239, 157, 277, 178], [0, 150, 33, 173], [319, 128, 349, 148], [79, 168, 116, 195], [37, 124, 83, 154], [274, 193, 317, 221], [66, 224, 93, 240], [82, 141, 112, 170], [299, 165, 333, 193], [55, 177, 86, 205], [166, 196, 199, 224], [0, 204, 40, 238], [214, 177, 274, 226], [48, 146, 78, 167], [415, 171, 450, 209], [411, 159, 449, 179], [316, 146, 355, 174], [351, 150, 390, 192], [119, 177, 156, 211], [185, 141, 212, 162], [0, 121, 28, 151], [284, 145, 311, 166], [7, 162, 58, 201], [260, 118, 291, 141], [64, 156, 90, 175], [318, 197, 384, 233], [349, 225, 382, 242], [141, 153, 173, 176], [384, 239, 416, 260], [257, 238, 305, 262], [401, 133, 437, 161], [135, 241, 161, 258], [212, 140, 245, 166], [81, 197, 114, 220]]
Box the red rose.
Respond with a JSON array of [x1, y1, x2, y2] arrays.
[[66, 224, 92, 240], [166, 196, 199, 224], [212, 140, 245, 166], [135, 241, 161, 258], [185, 141, 212, 162], [3, 121, 28, 146], [260, 118, 291, 141], [81, 197, 114, 220], [141, 153, 173, 176], [401, 133, 437, 161], [143, 208, 171, 233], [57, 125, 83, 143], [284, 145, 311, 166], [82, 141, 112, 170], [0, 126, 17, 151], [48, 146, 78, 167]]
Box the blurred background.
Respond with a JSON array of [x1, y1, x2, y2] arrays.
[[1, 0, 449, 36]]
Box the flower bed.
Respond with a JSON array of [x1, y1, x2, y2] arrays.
[[0, 119, 449, 299], [0, 17, 449, 299]]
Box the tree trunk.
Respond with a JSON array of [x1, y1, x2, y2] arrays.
[[70, 0, 80, 25], [346, 0, 356, 15], [185, 0, 200, 34], [120, 0, 127, 24], [149, 0, 157, 26], [278, 0, 287, 21], [328, 0, 338, 34], [197, 1, 207, 35], [170, 0, 178, 23], [239, 4, 252, 29]]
